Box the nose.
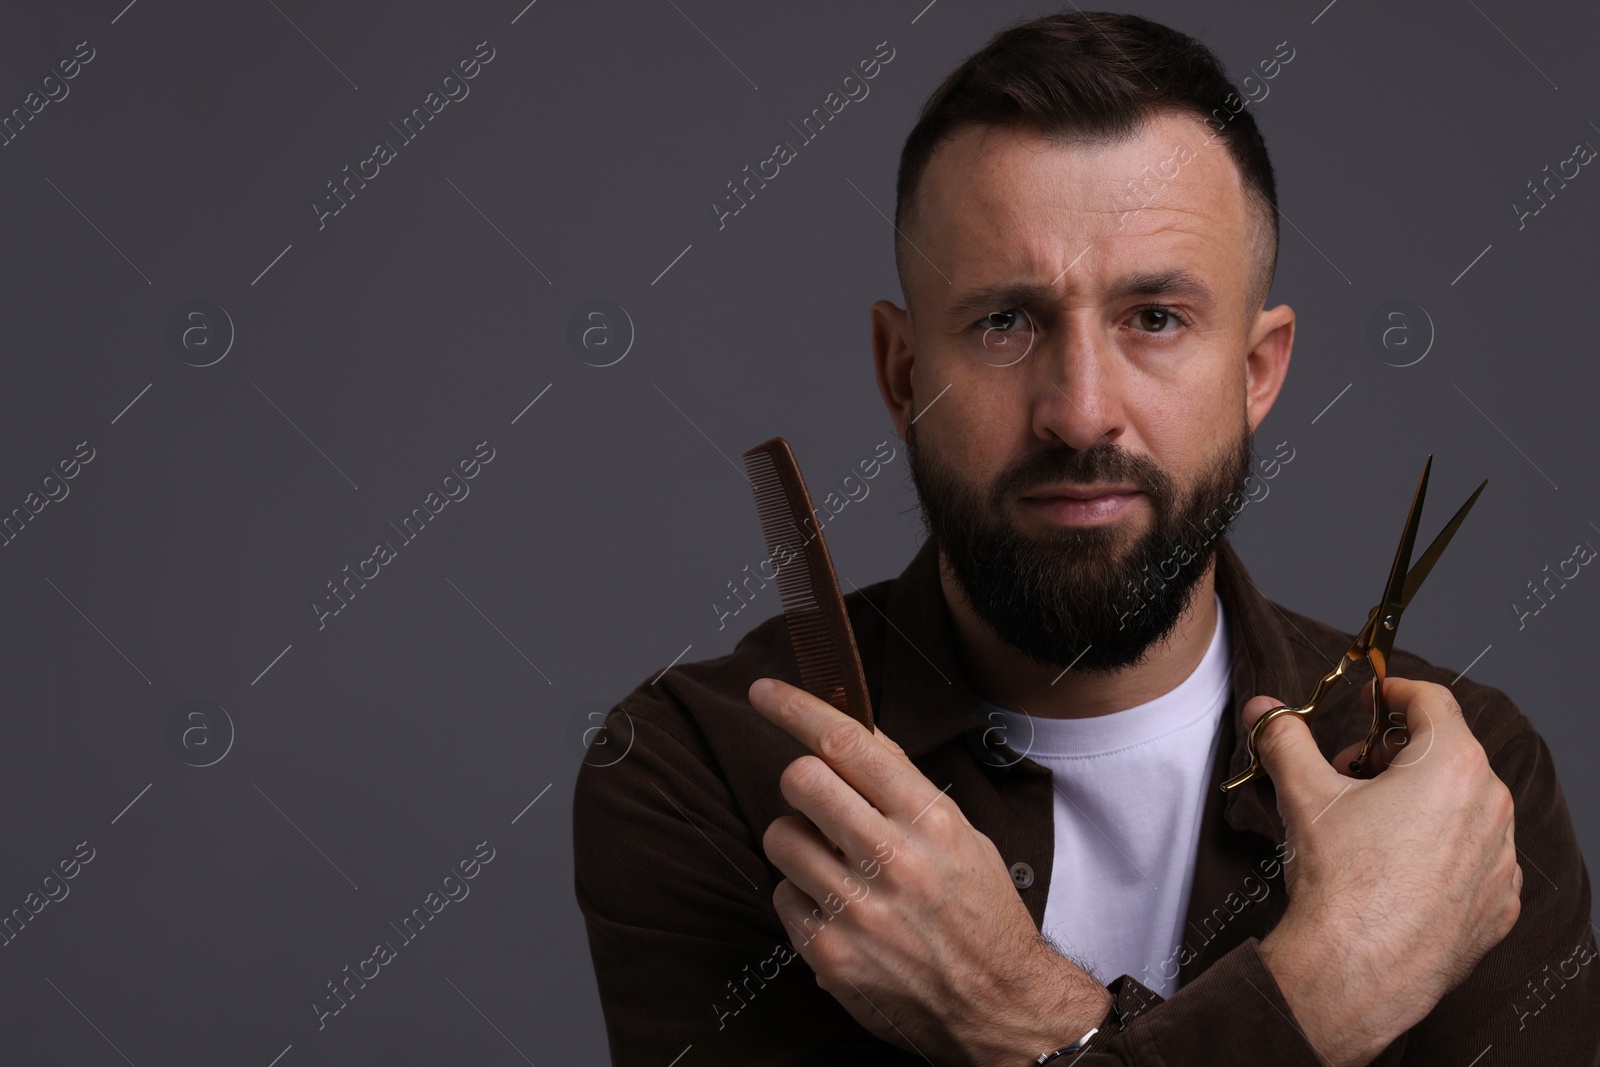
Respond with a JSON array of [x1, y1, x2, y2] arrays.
[[1028, 319, 1126, 451]]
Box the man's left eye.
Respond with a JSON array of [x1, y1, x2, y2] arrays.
[[1132, 306, 1185, 333]]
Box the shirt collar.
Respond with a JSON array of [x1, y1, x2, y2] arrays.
[[874, 534, 1290, 840]]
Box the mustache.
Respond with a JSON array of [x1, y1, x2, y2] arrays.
[[994, 443, 1163, 500]]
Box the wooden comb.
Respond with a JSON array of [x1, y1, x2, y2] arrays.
[[741, 437, 874, 731]]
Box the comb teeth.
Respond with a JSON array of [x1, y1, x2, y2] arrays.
[[742, 439, 874, 729]]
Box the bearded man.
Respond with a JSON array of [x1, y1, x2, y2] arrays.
[[574, 11, 1598, 1065]]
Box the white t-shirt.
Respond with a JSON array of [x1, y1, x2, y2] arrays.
[[982, 592, 1229, 998]]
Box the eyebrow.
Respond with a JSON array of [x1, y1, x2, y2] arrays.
[[943, 269, 1219, 321]]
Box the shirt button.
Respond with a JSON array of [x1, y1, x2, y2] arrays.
[[965, 725, 1024, 768], [1009, 861, 1034, 889]]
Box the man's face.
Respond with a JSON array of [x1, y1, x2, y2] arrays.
[[881, 111, 1289, 674]]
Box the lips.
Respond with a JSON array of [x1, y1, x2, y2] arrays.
[[1021, 485, 1141, 501], [1020, 487, 1142, 527]]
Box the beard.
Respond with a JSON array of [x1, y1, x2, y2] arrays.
[[904, 416, 1256, 675]]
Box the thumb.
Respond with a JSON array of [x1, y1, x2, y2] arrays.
[[1241, 694, 1285, 733], [1243, 695, 1337, 810]]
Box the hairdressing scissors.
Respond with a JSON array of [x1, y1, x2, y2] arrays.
[[1220, 455, 1487, 793]]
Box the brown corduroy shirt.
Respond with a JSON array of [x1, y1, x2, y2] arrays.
[[573, 535, 1600, 1065]]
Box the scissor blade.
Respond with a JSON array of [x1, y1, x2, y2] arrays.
[[1377, 456, 1431, 616], [1399, 477, 1488, 609], [1360, 457, 1432, 665]]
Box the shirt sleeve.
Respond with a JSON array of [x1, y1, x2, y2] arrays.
[[572, 701, 928, 1066], [1056, 942, 1328, 1065]]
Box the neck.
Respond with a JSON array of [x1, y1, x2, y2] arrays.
[[938, 548, 1220, 719]]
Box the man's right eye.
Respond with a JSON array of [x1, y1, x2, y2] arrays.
[[971, 308, 1038, 365], [976, 310, 1023, 332]]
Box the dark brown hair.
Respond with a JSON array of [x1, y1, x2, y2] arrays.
[[894, 10, 1280, 319]]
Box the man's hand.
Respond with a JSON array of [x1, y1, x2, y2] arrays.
[[747, 676, 1110, 1067], [1251, 676, 1523, 1067]]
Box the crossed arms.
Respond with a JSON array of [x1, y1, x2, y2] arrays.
[[574, 674, 1600, 1065]]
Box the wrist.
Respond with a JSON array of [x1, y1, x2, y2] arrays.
[[964, 943, 1111, 1067], [1260, 913, 1406, 1067]]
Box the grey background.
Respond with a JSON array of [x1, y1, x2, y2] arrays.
[[1, 0, 1596, 1062]]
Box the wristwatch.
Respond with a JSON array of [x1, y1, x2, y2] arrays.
[[1033, 1026, 1099, 1063]]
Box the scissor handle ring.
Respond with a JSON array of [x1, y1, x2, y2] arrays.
[[1220, 703, 1313, 792]]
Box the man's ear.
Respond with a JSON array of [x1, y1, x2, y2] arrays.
[[872, 299, 916, 439], [1244, 303, 1294, 433]]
